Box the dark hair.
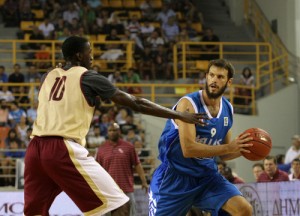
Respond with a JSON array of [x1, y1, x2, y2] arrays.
[[207, 59, 235, 79], [62, 36, 88, 61], [252, 163, 264, 170], [264, 155, 277, 164], [0, 65, 5, 70], [292, 158, 300, 163], [275, 154, 285, 164], [242, 67, 252, 78]]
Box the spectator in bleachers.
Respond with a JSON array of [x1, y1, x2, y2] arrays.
[[38, 17, 55, 39], [15, 116, 29, 143], [63, 3, 80, 25], [54, 18, 67, 37], [284, 134, 300, 164], [140, 20, 155, 39], [120, 114, 138, 136], [2, 0, 19, 27], [95, 9, 109, 32], [146, 30, 165, 53], [0, 86, 15, 102], [289, 158, 300, 181], [19, 4, 35, 21], [68, 17, 81, 35], [4, 128, 21, 148], [162, 16, 180, 43], [35, 44, 51, 70], [99, 113, 111, 137], [8, 64, 25, 83], [47, 2, 62, 23], [28, 77, 40, 102], [26, 100, 38, 126], [200, 27, 220, 60], [236, 67, 254, 105], [25, 65, 41, 83], [79, 3, 96, 34], [0, 99, 9, 126], [23, 127, 32, 147], [156, 3, 176, 25], [8, 101, 27, 128], [276, 154, 291, 173], [138, 45, 154, 80], [252, 163, 264, 182], [122, 30, 144, 55], [86, 0, 102, 10], [108, 68, 124, 84], [124, 128, 142, 145], [95, 123, 148, 216], [257, 155, 289, 182], [56, 27, 71, 41], [3, 139, 25, 186], [140, 0, 156, 21], [0, 66, 8, 83], [115, 107, 129, 125], [220, 166, 245, 184], [86, 126, 105, 149], [15, 86, 30, 109], [181, 0, 204, 23], [183, 20, 199, 41], [123, 68, 142, 94], [127, 15, 141, 38], [152, 45, 172, 79], [104, 11, 125, 35], [198, 71, 206, 89]]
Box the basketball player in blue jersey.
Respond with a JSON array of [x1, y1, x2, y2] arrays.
[[149, 59, 254, 216], [24, 36, 207, 216]]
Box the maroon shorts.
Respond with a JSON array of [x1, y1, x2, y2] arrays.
[[24, 136, 128, 216]]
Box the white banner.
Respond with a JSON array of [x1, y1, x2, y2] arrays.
[[1, 182, 299, 215]]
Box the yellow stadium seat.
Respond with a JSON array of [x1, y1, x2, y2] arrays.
[[98, 34, 106, 42], [24, 33, 31, 40], [20, 21, 34, 31], [109, 0, 123, 8], [123, 0, 136, 8], [196, 60, 209, 71], [192, 23, 203, 33], [129, 11, 142, 19], [149, 22, 161, 28], [152, 0, 162, 8], [89, 35, 97, 41], [31, 9, 44, 19], [35, 21, 43, 27], [0, 0, 5, 6], [102, 0, 109, 7]]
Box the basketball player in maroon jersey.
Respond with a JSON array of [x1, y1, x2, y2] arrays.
[[24, 36, 207, 216]]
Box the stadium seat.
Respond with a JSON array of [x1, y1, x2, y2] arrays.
[[20, 21, 34, 31], [31, 9, 44, 19], [98, 34, 106, 42], [196, 60, 209, 71], [101, 0, 109, 7], [152, 0, 163, 9], [109, 0, 123, 8], [123, 0, 136, 8], [129, 11, 142, 19], [192, 23, 203, 33], [0, 0, 5, 6]]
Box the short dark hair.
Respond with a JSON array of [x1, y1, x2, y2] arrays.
[[207, 59, 235, 79], [264, 155, 277, 164], [62, 36, 88, 60], [252, 163, 264, 170], [0, 65, 5, 70]]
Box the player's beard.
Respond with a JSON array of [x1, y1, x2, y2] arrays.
[[205, 81, 228, 99]]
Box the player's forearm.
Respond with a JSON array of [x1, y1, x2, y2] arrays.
[[129, 97, 183, 120], [182, 141, 232, 158]]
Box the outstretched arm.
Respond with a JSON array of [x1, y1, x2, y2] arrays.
[[110, 89, 207, 125]]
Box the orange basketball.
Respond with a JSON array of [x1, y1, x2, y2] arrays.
[[241, 128, 272, 161]]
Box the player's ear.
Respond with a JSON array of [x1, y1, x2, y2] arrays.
[[76, 52, 82, 61]]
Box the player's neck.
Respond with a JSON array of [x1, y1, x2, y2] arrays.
[[202, 90, 221, 108], [65, 61, 81, 68]]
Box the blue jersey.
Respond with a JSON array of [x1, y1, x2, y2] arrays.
[[157, 90, 233, 177]]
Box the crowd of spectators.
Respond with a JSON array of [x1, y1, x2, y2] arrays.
[[1, 0, 215, 80]]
